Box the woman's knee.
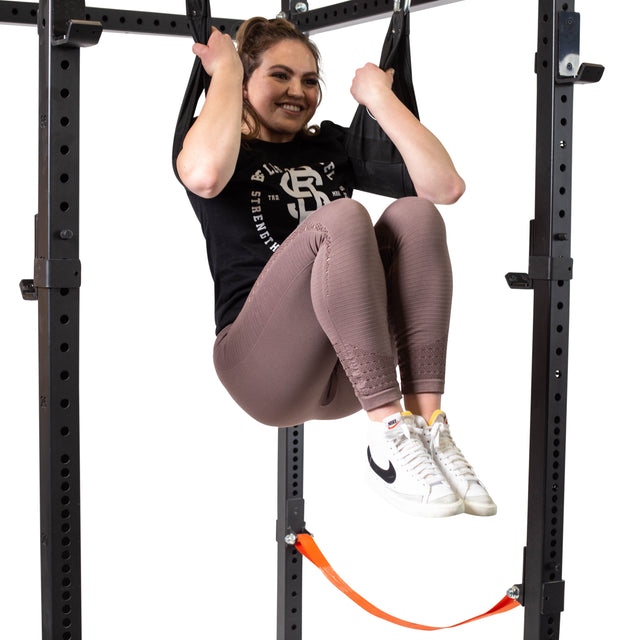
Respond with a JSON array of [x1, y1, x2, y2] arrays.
[[377, 197, 447, 243], [311, 198, 373, 238]]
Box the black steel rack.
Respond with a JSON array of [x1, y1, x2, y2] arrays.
[[1, 1, 603, 639]]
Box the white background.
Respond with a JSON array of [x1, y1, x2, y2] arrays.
[[1, 1, 637, 639]]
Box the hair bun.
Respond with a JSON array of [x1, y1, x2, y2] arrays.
[[235, 17, 270, 53]]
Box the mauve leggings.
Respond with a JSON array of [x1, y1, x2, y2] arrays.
[[213, 197, 453, 427]]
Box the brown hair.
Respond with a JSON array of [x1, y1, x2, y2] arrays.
[[235, 17, 322, 141]]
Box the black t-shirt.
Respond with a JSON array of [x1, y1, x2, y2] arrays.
[[187, 120, 357, 333]]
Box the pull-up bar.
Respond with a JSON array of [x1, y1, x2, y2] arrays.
[[1, 0, 461, 36], [0, 2, 603, 640]]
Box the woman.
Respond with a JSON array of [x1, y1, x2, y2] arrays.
[[177, 17, 496, 518]]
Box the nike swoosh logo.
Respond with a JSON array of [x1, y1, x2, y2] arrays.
[[367, 447, 396, 484]]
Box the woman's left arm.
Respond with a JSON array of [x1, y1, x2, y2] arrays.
[[351, 63, 465, 205]]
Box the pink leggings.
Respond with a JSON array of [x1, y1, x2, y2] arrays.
[[213, 197, 453, 427]]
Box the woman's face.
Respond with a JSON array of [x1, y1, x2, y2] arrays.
[[243, 39, 320, 143]]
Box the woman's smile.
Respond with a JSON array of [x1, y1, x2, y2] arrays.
[[279, 103, 303, 113]]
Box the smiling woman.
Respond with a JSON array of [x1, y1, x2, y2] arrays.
[[174, 15, 491, 520]]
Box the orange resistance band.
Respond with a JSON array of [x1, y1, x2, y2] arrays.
[[295, 533, 520, 632]]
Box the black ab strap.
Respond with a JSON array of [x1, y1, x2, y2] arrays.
[[171, 0, 212, 182], [344, 6, 419, 197]]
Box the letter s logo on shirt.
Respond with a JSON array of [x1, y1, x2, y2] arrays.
[[280, 166, 330, 222]]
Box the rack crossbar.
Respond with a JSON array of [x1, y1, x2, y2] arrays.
[[1, 0, 463, 36]]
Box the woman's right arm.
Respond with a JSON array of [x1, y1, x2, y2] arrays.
[[177, 28, 244, 199]]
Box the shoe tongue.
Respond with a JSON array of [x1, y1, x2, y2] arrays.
[[383, 412, 404, 429], [384, 411, 413, 430]]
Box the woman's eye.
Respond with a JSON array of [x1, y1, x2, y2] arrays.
[[305, 79, 319, 86], [272, 73, 288, 80]]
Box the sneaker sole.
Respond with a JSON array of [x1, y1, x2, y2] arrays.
[[464, 501, 498, 517], [367, 475, 464, 518]]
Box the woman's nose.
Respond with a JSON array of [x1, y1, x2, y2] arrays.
[[286, 78, 304, 97]]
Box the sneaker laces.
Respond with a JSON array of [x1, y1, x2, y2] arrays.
[[430, 421, 479, 484], [386, 420, 445, 487]]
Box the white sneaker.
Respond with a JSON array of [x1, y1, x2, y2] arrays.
[[367, 411, 464, 517], [418, 411, 497, 517]]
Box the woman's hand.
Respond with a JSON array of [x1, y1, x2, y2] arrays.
[[350, 63, 395, 109], [192, 27, 243, 79], [349, 63, 465, 204]]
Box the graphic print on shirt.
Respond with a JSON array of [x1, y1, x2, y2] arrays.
[[281, 166, 330, 222], [250, 189, 281, 254], [249, 160, 347, 252]]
